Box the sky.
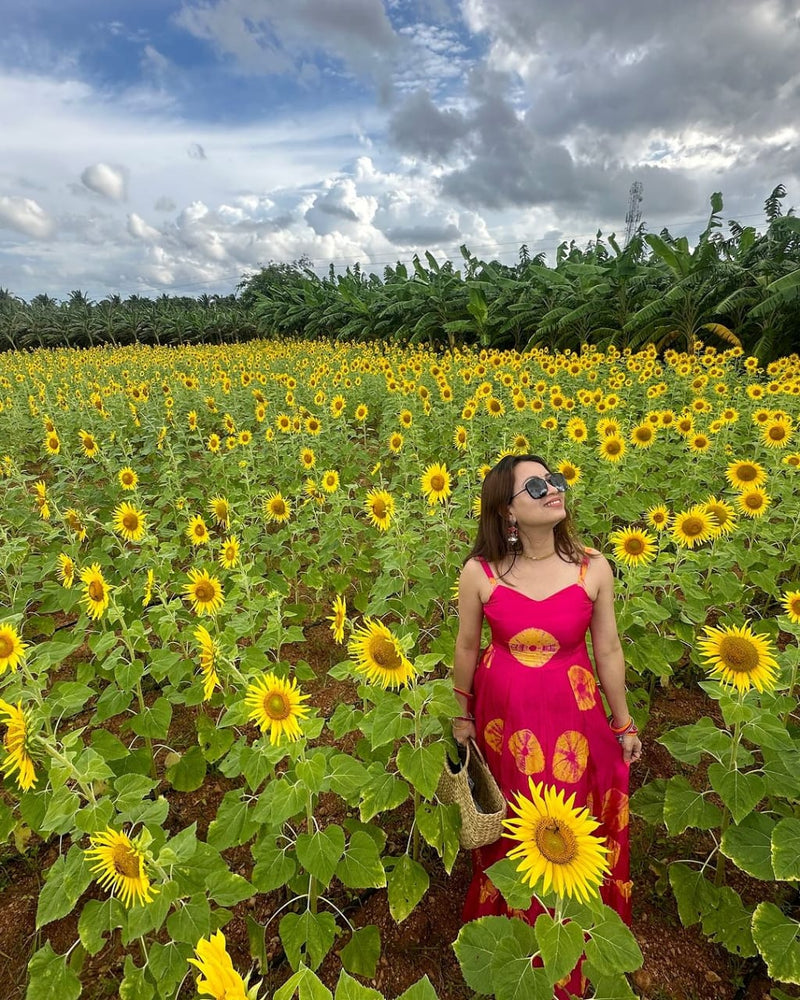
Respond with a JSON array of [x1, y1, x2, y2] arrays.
[[1, 0, 799, 301]]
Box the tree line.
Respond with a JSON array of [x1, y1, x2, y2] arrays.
[[2, 187, 799, 360]]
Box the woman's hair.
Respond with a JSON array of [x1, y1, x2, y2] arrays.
[[466, 453, 587, 570]]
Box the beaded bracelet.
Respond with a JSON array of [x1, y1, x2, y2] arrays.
[[609, 715, 634, 734]]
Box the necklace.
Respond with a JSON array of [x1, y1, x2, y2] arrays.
[[519, 549, 556, 562]]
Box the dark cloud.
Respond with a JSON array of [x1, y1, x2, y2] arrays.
[[384, 221, 460, 244], [388, 89, 468, 159]]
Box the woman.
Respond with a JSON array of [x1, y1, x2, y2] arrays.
[[452, 454, 642, 997]]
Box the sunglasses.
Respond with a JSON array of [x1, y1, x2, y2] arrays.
[[511, 473, 569, 501]]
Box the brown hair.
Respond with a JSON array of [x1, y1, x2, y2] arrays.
[[466, 454, 587, 572]]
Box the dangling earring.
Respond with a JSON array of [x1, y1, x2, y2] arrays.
[[507, 520, 519, 547]]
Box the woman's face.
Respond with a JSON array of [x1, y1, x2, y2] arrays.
[[508, 460, 567, 527]]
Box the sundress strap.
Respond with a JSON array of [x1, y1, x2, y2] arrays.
[[478, 558, 497, 586], [577, 552, 591, 588]]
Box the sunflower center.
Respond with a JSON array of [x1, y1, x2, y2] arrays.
[[625, 537, 645, 555], [736, 464, 758, 482], [123, 513, 139, 531], [194, 524, 205, 537], [112, 843, 142, 878], [769, 425, 786, 440], [370, 637, 402, 671], [225, 545, 236, 560], [681, 516, 704, 537], [535, 819, 578, 864], [88, 580, 105, 601], [717, 635, 759, 674], [430, 474, 445, 492], [606, 441, 621, 455], [264, 692, 291, 720], [372, 498, 388, 518], [195, 581, 215, 602], [744, 493, 763, 509], [0, 635, 14, 657], [122, 473, 133, 485], [707, 506, 727, 524], [272, 500, 287, 514]]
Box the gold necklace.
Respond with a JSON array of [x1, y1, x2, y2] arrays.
[[519, 549, 556, 561]]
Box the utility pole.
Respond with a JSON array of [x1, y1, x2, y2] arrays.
[[624, 181, 644, 248]]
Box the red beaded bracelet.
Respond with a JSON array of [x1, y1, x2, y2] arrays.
[[609, 716, 633, 734]]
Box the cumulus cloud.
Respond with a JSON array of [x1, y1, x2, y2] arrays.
[[154, 196, 177, 212], [304, 178, 378, 236], [388, 89, 468, 159], [0, 196, 55, 239], [81, 163, 128, 201], [127, 213, 161, 240]]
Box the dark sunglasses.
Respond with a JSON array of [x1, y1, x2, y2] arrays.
[[510, 473, 568, 501]]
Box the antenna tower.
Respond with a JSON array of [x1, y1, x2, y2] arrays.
[[624, 181, 643, 247]]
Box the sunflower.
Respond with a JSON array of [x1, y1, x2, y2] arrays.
[[598, 435, 626, 463], [276, 413, 292, 433], [238, 429, 253, 446], [245, 673, 310, 745], [207, 433, 221, 453], [354, 404, 368, 422], [725, 459, 766, 491], [189, 930, 256, 1000], [689, 433, 711, 453], [327, 595, 347, 644], [305, 416, 322, 435], [113, 502, 146, 543], [193, 625, 220, 701], [703, 496, 737, 536], [609, 528, 658, 566], [143, 568, 155, 607], [557, 461, 581, 486], [420, 462, 451, 504], [183, 569, 224, 616], [783, 453, 800, 468], [320, 470, 340, 494], [118, 467, 138, 490], [503, 779, 609, 902], [331, 395, 346, 417], [698, 622, 779, 693], [629, 425, 656, 452], [566, 419, 588, 443], [645, 505, 670, 531], [388, 432, 404, 453], [399, 409, 413, 428], [217, 535, 240, 570], [80, 564, 111, 620], [79, 430, 99, 458], [185, 517, 211, 549], [453, 426, 469, 452], [57, 553, 75, 589], [486, 397, 505, 418], [348, 619, 416, 689], [671, 506, 716, 548], [782, 590, 800, 624], [762, 419, 793, 449], [85, 827, 158, 908], [735, 487, 771, 518], [513, 433, 530, 452], [208, 496, 230, 526], [44, 432, 61, 455], [0, 699, 37, 790], [0, 623, 27, 675], [300, 448, 316, 470], [363, 489, 395, 531]]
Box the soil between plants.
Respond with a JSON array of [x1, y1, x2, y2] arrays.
[[0, 625, 797, 1000]]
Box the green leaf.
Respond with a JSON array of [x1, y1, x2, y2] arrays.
[[761, 746, 800, 799], [701, 886, 756, 957], [658, 718, 730, 764], [386, 854, 429, 923], [26, 942, 82, 1000], [630, 779, 667, 826], [669, 863, 717, 927], [772, 818, 800, 881], [365, 693, 414, 749], [147, 941, 194, 996], [336, 831, 387, 889], [165, 745, 207, 792], [752, 902, 800, 984], [197, 713, 235, 762], [454, 916, 519, 995], [720, 812, 775, 881], [396, 977, 439, 1000], [484, 858, 536, 911], [37, 846, 93, 928], [328, 704, 364, 739], [358, 766, 410, 823], [582, 961, 637, 999], [274, 965, 333, 1000], [396, 742, 445, 799], [491, 918, 552, 1000], [326, 753, 369, 805], [166, 894, 212, 944], [280, 910, 337, 972], [584, 908, 643, 974], [119, 956, 155, 1000], [129, 697, 172, 739], [207, 790, 259, 850], [707, 764, 765, 824], [295, 825, 346, 887], [535, 912, 585, 985], [663, 776, 722, 835], [415, 801, 460, 874], [205, 866, 255, 907], [78, 897, 127, 956], [252, 837, 297, 893], [333, 971, 383, 1000], [296, 751, 328, 796], [340, 925, 381, 978]]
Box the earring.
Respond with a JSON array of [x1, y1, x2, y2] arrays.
[[507, 521, 519, 547]]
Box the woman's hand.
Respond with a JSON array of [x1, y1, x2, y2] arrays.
[[452, 718, 476, 745], [620, 732, 642, 764]]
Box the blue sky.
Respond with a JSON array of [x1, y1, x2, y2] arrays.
[[1, 0, 798, 300]]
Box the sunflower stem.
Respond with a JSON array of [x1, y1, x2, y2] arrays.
[[306, 788, 318, 914]]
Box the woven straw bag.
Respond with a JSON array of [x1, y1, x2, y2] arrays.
[[436, 738, 506, 850]]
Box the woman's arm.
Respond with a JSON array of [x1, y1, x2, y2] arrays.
[[588, 555, 642, 764], [451, 559, 485, 743]]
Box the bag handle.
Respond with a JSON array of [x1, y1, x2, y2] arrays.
[[467, 737, 490, 769]]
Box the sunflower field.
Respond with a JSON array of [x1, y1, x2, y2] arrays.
[[1, 339, 799, 999]]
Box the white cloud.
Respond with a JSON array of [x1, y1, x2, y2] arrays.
[[0, 195, 55, 238], [81, 163, 129, 201], [127, 213, 160, 240]]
